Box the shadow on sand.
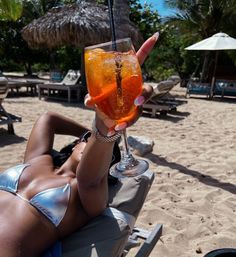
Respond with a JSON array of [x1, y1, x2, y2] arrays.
[[0, 128, 26, 147], [146, 152, 236, 195], [142, 110, 191, 123]]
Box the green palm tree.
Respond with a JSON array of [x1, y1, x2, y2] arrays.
[[164, 0, 236, 80], [0, 0, 23, 21], [165, 0, 236, 37]]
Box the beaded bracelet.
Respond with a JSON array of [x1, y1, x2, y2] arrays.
[[92, 120, 121, 143]]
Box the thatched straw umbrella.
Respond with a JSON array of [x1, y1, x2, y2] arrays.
[[21, 0, 143, 50]]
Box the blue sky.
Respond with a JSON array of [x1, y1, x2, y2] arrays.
[[139, 0, 176, 17]]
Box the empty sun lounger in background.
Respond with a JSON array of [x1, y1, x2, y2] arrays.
[[143, 77, 186, 118], [0, 76, 21, 134], [43, 170, 163, 257], [5, 75, 48, 96], [186, 79, 236, 99], [143, 80, 177, 117], [38, 70, 82, 103], [186, 80, 211, 98], [214, 79, 236, 98]]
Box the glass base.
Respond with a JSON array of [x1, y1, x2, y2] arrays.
[[110, 158, 149, 179]]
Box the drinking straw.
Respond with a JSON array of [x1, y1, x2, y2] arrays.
[[107, 0, 117, 50], [107, 0, 123, 105]]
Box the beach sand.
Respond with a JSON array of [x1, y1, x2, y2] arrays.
[[1, 85, 236, 257]]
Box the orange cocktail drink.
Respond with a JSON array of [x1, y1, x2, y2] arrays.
[[85, 41, 142, 124], [85, 38, 149, 178]]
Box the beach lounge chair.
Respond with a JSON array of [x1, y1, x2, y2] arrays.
[[186, 80, 211, 98], [143, 79, 180, 117], [43, 170, 162, 257], [0, 76, 22, 134], [186, 78, 236, 99], [214, 79, 236, 98], [4, 74, 48, 96], [38, 70, 82, 103]]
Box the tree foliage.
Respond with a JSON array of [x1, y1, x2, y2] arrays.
[[0, 0, 78, 73], [128, 0, 160, 40], [0, 0, 23, 21], [1, 0, 236, 81], [165, 0, 236, 38], [162, 0, 236, 81]]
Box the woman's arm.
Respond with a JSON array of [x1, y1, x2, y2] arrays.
[[24, 111, 89, 162], [76, 33, 159, 217], [76, 131, 115, 217]]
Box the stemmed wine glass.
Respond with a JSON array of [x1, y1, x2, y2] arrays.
[[84, 38, 149, 178]]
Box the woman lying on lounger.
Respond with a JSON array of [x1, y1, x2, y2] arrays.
[[0, 32, 159, 257]]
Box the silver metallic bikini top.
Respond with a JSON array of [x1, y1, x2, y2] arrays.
[[0, 164, 71, 227]]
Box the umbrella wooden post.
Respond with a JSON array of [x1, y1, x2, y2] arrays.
[[210, 51, 219, 99], [201, 51, 210, 82]]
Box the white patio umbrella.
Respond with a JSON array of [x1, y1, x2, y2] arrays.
[[185, 32, 236, 98]]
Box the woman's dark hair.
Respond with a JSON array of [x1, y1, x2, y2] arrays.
[[51, 131, 121, 185]]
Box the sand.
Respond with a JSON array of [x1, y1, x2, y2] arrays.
[[1, 85, 236, 257]]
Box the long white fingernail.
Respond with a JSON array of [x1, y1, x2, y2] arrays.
[[115, 122, 127, 131], [84, 97, 89, 106], [153, 32, 159, 41]]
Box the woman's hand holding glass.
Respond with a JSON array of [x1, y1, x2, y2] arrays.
[[85, 32, 159, 135], [84, 32, 159, 178]]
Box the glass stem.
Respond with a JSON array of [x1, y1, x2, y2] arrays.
[[122, 129, 131, 157], [110, 128, 149, 177], [121, 129, 136, 166]]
